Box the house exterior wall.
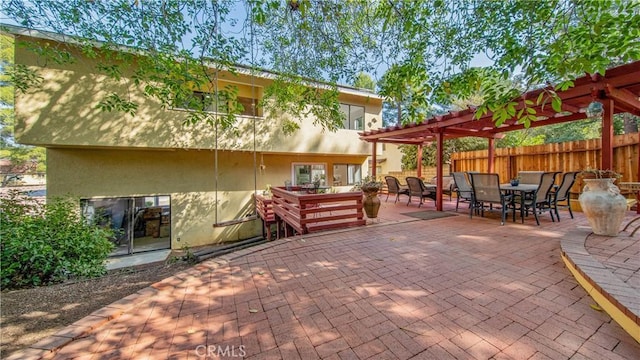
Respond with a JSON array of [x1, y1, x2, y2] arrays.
[[379, 143, 404, 176], [13, 38, 380, 155], [12, 34, 382, 248], [47, 147, 368, 247]]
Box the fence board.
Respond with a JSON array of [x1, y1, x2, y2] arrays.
[[450, 133, 639, 192]]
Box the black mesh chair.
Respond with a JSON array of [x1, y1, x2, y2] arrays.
[[405, 176, 436, 208], [522, 172, 558, 225], [549, 171, 579, 221], [452, 172, 474, 212], [384, 176, 409, 203], [469, 173, 515, 225]]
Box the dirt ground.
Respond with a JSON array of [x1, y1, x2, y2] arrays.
[[0, 260, 193, 357]]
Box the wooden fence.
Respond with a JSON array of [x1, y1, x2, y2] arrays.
[[450, 132, 639, 195]]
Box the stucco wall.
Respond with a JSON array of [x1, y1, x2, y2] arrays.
[[13, 36, 381, 155], [47, 148, 367, 247], [13, 34, 381, 248], [380, 143, 404, 175]]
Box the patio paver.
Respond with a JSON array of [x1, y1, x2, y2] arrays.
[[6, 199, 640, 359]]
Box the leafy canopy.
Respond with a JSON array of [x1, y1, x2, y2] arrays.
[[0, 34, 45, 171], [2, 0, 639, 131]]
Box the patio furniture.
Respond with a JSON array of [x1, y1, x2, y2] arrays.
[[521, 172, 558, 225], [619, 182, 640, 213], [500, 183, 538, 222], [405, 176, 437, 208], [452, 172, 474, 212], [429, 176, 454, 201], [469, 173, 515, 225], [384, 176, 410, 203], [517, 171, 544, 185], [549, 171, 579, 221]]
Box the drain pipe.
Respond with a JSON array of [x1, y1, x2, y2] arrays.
[[194, 236, 268, 261]]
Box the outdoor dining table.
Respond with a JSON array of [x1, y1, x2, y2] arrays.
[[500, 183, 539, 223]]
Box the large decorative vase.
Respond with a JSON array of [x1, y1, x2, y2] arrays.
[[578, 178, 627, 236], [361, 184, 381, 219]]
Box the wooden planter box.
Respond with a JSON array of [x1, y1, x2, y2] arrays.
[[270, 186, 365, 238]]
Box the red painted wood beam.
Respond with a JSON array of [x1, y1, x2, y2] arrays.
[[371, 141, 377, 179], [417, 144, 423, 178], [488, 138, 495, 173], [436, 131, 444, 211], [601, 98, 614, 171], [605, 84, 640, 112]]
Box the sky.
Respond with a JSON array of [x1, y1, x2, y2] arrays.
[[0, 0, 495, 89]]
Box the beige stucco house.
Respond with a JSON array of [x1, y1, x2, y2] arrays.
[[8, 27, 383, 255]]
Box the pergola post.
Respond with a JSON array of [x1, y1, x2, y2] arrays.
[[417, 144, 423, 178], [488, 138, 495, 173], [357, 62, 640, 213], [601, 98, 614, 171], [371, 141, 377, 179], [436, 131, 444, 211], [637, 148, 640, 214]]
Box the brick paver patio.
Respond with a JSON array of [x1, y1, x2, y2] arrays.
[[10, 199, 640, 359]]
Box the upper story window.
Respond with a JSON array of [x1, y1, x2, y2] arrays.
[[340, 104, 365, 130], [176, 89, 262, 117]]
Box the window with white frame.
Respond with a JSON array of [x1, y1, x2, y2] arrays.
[[340, 103, 365, 130], [332, 164, 362, 186], [293, 163, 327, 186]]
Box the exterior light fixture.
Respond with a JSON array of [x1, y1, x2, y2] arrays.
[[586, 100, 604, 118]]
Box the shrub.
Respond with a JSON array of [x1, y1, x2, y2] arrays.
[[1, 190, 114, 289]]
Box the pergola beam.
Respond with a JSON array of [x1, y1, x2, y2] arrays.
[[484, 112, 589, 134], [359, 61, 640, 211], [605, 85, 640, 112]]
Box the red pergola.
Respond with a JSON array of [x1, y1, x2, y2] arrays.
[[359, 61, 640, 211]]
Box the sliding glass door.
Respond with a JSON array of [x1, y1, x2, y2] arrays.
[[81, 195, 171, 256]]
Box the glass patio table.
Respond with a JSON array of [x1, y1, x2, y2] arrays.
[[500, 183, 539, 223]]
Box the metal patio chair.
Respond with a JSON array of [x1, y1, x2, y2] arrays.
[[452, 172, 474, 212], [549, 171, 579, 221], [469, 173, 515, 225], [385, 176, 409, 203], [405, 176, 436, 208], [521, 172, 559, 225]]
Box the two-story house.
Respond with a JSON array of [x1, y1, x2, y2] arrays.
[[7, 26, 383, 255]]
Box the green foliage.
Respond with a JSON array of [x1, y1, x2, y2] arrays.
[[0, 34, 46, 172], [0, 146, 46, 172], [400, 138, 487, 170], [0, 34, 14, 107], [0, 108, 14, 148], [353, 72, 376, 91], [496, 115, 628, 147], [497, 130, 546, 148], [4, 63, 43, 94], [262, 76, 344, 132], [3, 0, 640, 131], [96, 93, 138, 117], [378, 62, 432, 124], [166, 243, 198, 265], [0, 191, 114, 289]]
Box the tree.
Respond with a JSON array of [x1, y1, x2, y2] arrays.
[[1, 34, 14, 147], [0, 34, 45, 173], [353, 72, 376, 91], [2, 0, 639, 132], [377, 63, 432, 125], [400, 138, 487, 170]]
